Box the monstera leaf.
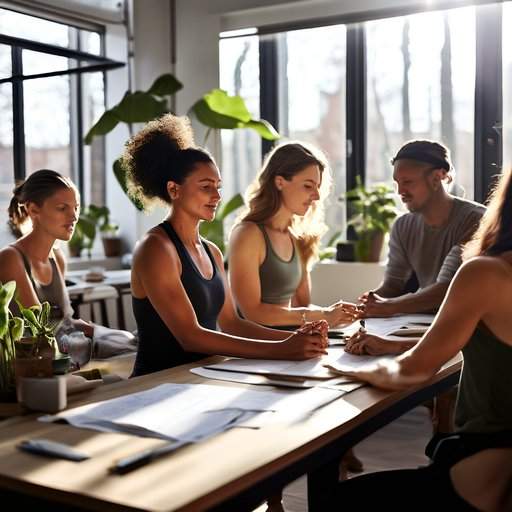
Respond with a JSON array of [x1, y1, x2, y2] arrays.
[[84, 74, 183, 144], [191, 89, 280, 141]]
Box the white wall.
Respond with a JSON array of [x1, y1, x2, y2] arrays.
[[104, 0, 174, 248], [310, 261, 385, 305]]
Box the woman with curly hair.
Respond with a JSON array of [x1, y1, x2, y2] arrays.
[[229, 142, 357, 328], [125, 115, 328, 377]]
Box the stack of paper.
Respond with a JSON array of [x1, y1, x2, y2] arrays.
[[203, 347, 393, 381], [40, 383, 343, 442]]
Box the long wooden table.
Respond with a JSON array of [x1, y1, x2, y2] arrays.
[[0, 355, 461, 511]]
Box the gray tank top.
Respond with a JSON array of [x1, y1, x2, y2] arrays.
[[455, 322, 512, 433], [257, 224, 302, 304], [11, 245, 72, 320]]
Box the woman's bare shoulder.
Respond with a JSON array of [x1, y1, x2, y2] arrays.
[[134, 227, 178, 264], [0, 245, 26, 281], [455, 256, 512, 296], [230, 221, 264, 243]]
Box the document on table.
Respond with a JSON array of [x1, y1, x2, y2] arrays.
[[328, 314, 434, 341], [365, 314, 434, 340], [191, 366, 365, 393], [40, 383, 342, 442], [204, 347, 393, 380]]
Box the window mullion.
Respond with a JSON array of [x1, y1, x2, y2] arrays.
[[474, 3, 502, 203], [345, 25, 366, 192], [11, 45, 25, 181]]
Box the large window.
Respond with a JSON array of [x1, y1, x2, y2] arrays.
[[220, 3, 507, 240], [279, 25, 347, 230], [0, 7, 107, 222], [366, 7, 476, 198], [219, 35, 260, 201]]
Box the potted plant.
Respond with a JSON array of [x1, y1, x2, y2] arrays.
[[0, 281, 64, 403], [342, 177, 399, 262], [68, 209, 96, 258], [14, 300, 64, 385], [84, 73, 280, 213], [68, 204, 122, 258]]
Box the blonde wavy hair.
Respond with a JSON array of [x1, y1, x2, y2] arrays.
[[237, 141, 331, 267]]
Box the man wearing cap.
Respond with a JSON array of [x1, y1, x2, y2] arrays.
[[359, 139, 485, 318]]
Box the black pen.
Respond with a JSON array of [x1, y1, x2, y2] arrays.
[[359, 319, 366, 331], [110, 440, 187, 474]]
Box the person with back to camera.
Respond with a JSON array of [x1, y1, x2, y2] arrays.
[[327, 168, 512, 512], [359, 140, 485, 319], [229, 141, 358, 329], [125, 114, 328, 379]]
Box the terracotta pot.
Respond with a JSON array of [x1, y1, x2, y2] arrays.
[[102, 237, 122, 257], [354, 231, 385, 262]]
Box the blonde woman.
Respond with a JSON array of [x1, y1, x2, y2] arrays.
[[229, 142, 357, 328], [228, 142, 362, 490]]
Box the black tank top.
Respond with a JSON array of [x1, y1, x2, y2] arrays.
[[131, 221, 225, 376]]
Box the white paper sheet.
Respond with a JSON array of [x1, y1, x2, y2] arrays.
[[191, 367, 364, 393], [365, 314, 434, 336], [204, 347, 393, 379], [40, 383, 342, 442]]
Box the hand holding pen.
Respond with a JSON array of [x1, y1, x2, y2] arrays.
[[297, 319, 329, 348]]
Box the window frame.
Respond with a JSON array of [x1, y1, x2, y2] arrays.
[[0, 21, 124, 203], [221, 1, 505, 216]]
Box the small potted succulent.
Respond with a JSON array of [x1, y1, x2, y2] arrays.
[[14, 300, 65, 385]]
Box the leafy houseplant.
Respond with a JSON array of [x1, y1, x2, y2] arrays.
[[68, 204, 120, 258], [83, 73, 280, 254], [343, 178, 399, 262], [0, 281, 62, 401], [0, 281, 23, 399], [14, 300, 63, 384]]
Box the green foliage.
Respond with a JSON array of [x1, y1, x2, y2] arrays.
[[0, 281, 23, 392], [190, 89, 280, 142], [199, 193, 244, 254], [68, 204, 118, 257], [0, 281, 62, 393], [84, 74, 183, 144], [15, 300, 60, 346], [343, 177, 398, 235], [113, 158, 144, 212], [84, 73, 280, 212], [342, 177, 398, 262]]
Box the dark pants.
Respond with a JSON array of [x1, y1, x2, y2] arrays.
[[332, 463, 479, 511]]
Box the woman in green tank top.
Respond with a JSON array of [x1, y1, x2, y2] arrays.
[[229, 142, 357, 328], [229, 142, 363, 503], [329, 168, 512, 510]]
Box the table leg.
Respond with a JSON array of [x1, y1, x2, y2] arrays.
[[307, 458, 339, 511]]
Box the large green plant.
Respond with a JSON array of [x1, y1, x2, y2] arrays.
[[343, 177, 399, 261], [84, 73, 280, 213]]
